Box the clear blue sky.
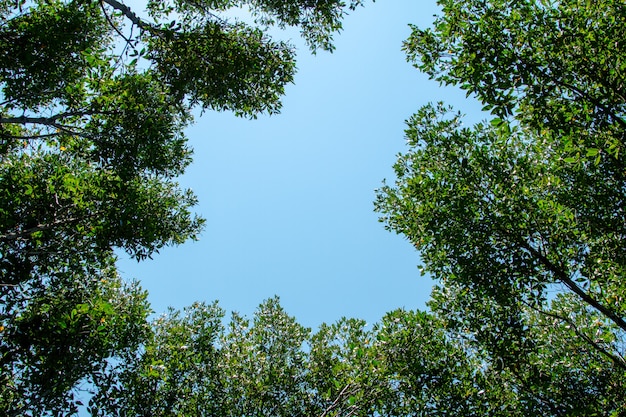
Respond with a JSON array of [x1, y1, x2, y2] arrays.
[[117, 0, 483, 329]]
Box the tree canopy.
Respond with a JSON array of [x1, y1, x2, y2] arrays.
[[376, 0, 626, 414], [0, 0, 368, 414], [2, 0, 626, 415], [85, 297, 519, 416], [85, 295, 625, 416]]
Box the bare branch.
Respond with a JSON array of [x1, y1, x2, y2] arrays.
[[101, 0, 146, 30], [0, 132, 61, 141], [99, 0, 133, 45]]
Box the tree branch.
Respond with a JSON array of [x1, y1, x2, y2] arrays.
[[100, 0, 146, 30], [520, 241, 626, 333], [508, 45, 626, 130], [0, 214, 94, 242], [0, 132, 61, 141], [0, 110, 111, 126], [99, 0, 133, 45], [522, 299, 626, 371], [320, 383, 354, 417]]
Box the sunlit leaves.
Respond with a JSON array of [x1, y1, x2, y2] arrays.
[[85, 297, 626, 416], [404, 0, 626, 160], [147, 21, 296, 116]]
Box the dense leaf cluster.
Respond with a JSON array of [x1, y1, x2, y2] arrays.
[[86, 298, 511, 416], [85, 296, 625, 416]]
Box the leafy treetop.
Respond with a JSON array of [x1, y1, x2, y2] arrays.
[[0, 0, 370, 415]]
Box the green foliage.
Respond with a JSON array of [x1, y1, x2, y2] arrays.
[[147, 22, 296, 115], [1, 259, 151, 416], [376, 0, 626, 414], [0, 0, 369, 414], [308, 317, 382, 416], [90, 297, 313, 416], [90, 301, 226, 416], [87, 297, 626, 416], [0, 1, 110, 109], [86, 300, 471, 416], [404, 0, 626, 161]]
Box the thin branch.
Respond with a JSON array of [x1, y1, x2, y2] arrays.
[[522, 299, 626, 371], [473, 152, 626, 332], [100, 0, 133, 45], [505, 362, 566, 415], [520, 241, 626, 333], [1, 132, 61, 141], [541, 68, 626, 130], [0, 215, 91, 242], [320, 383, 354, 417], [1, 115, 66, 126], [0, 97, 19, 107], [488, 34, 626, 130]]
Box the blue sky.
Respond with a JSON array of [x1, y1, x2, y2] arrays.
[[117, 0, 483, 329]]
